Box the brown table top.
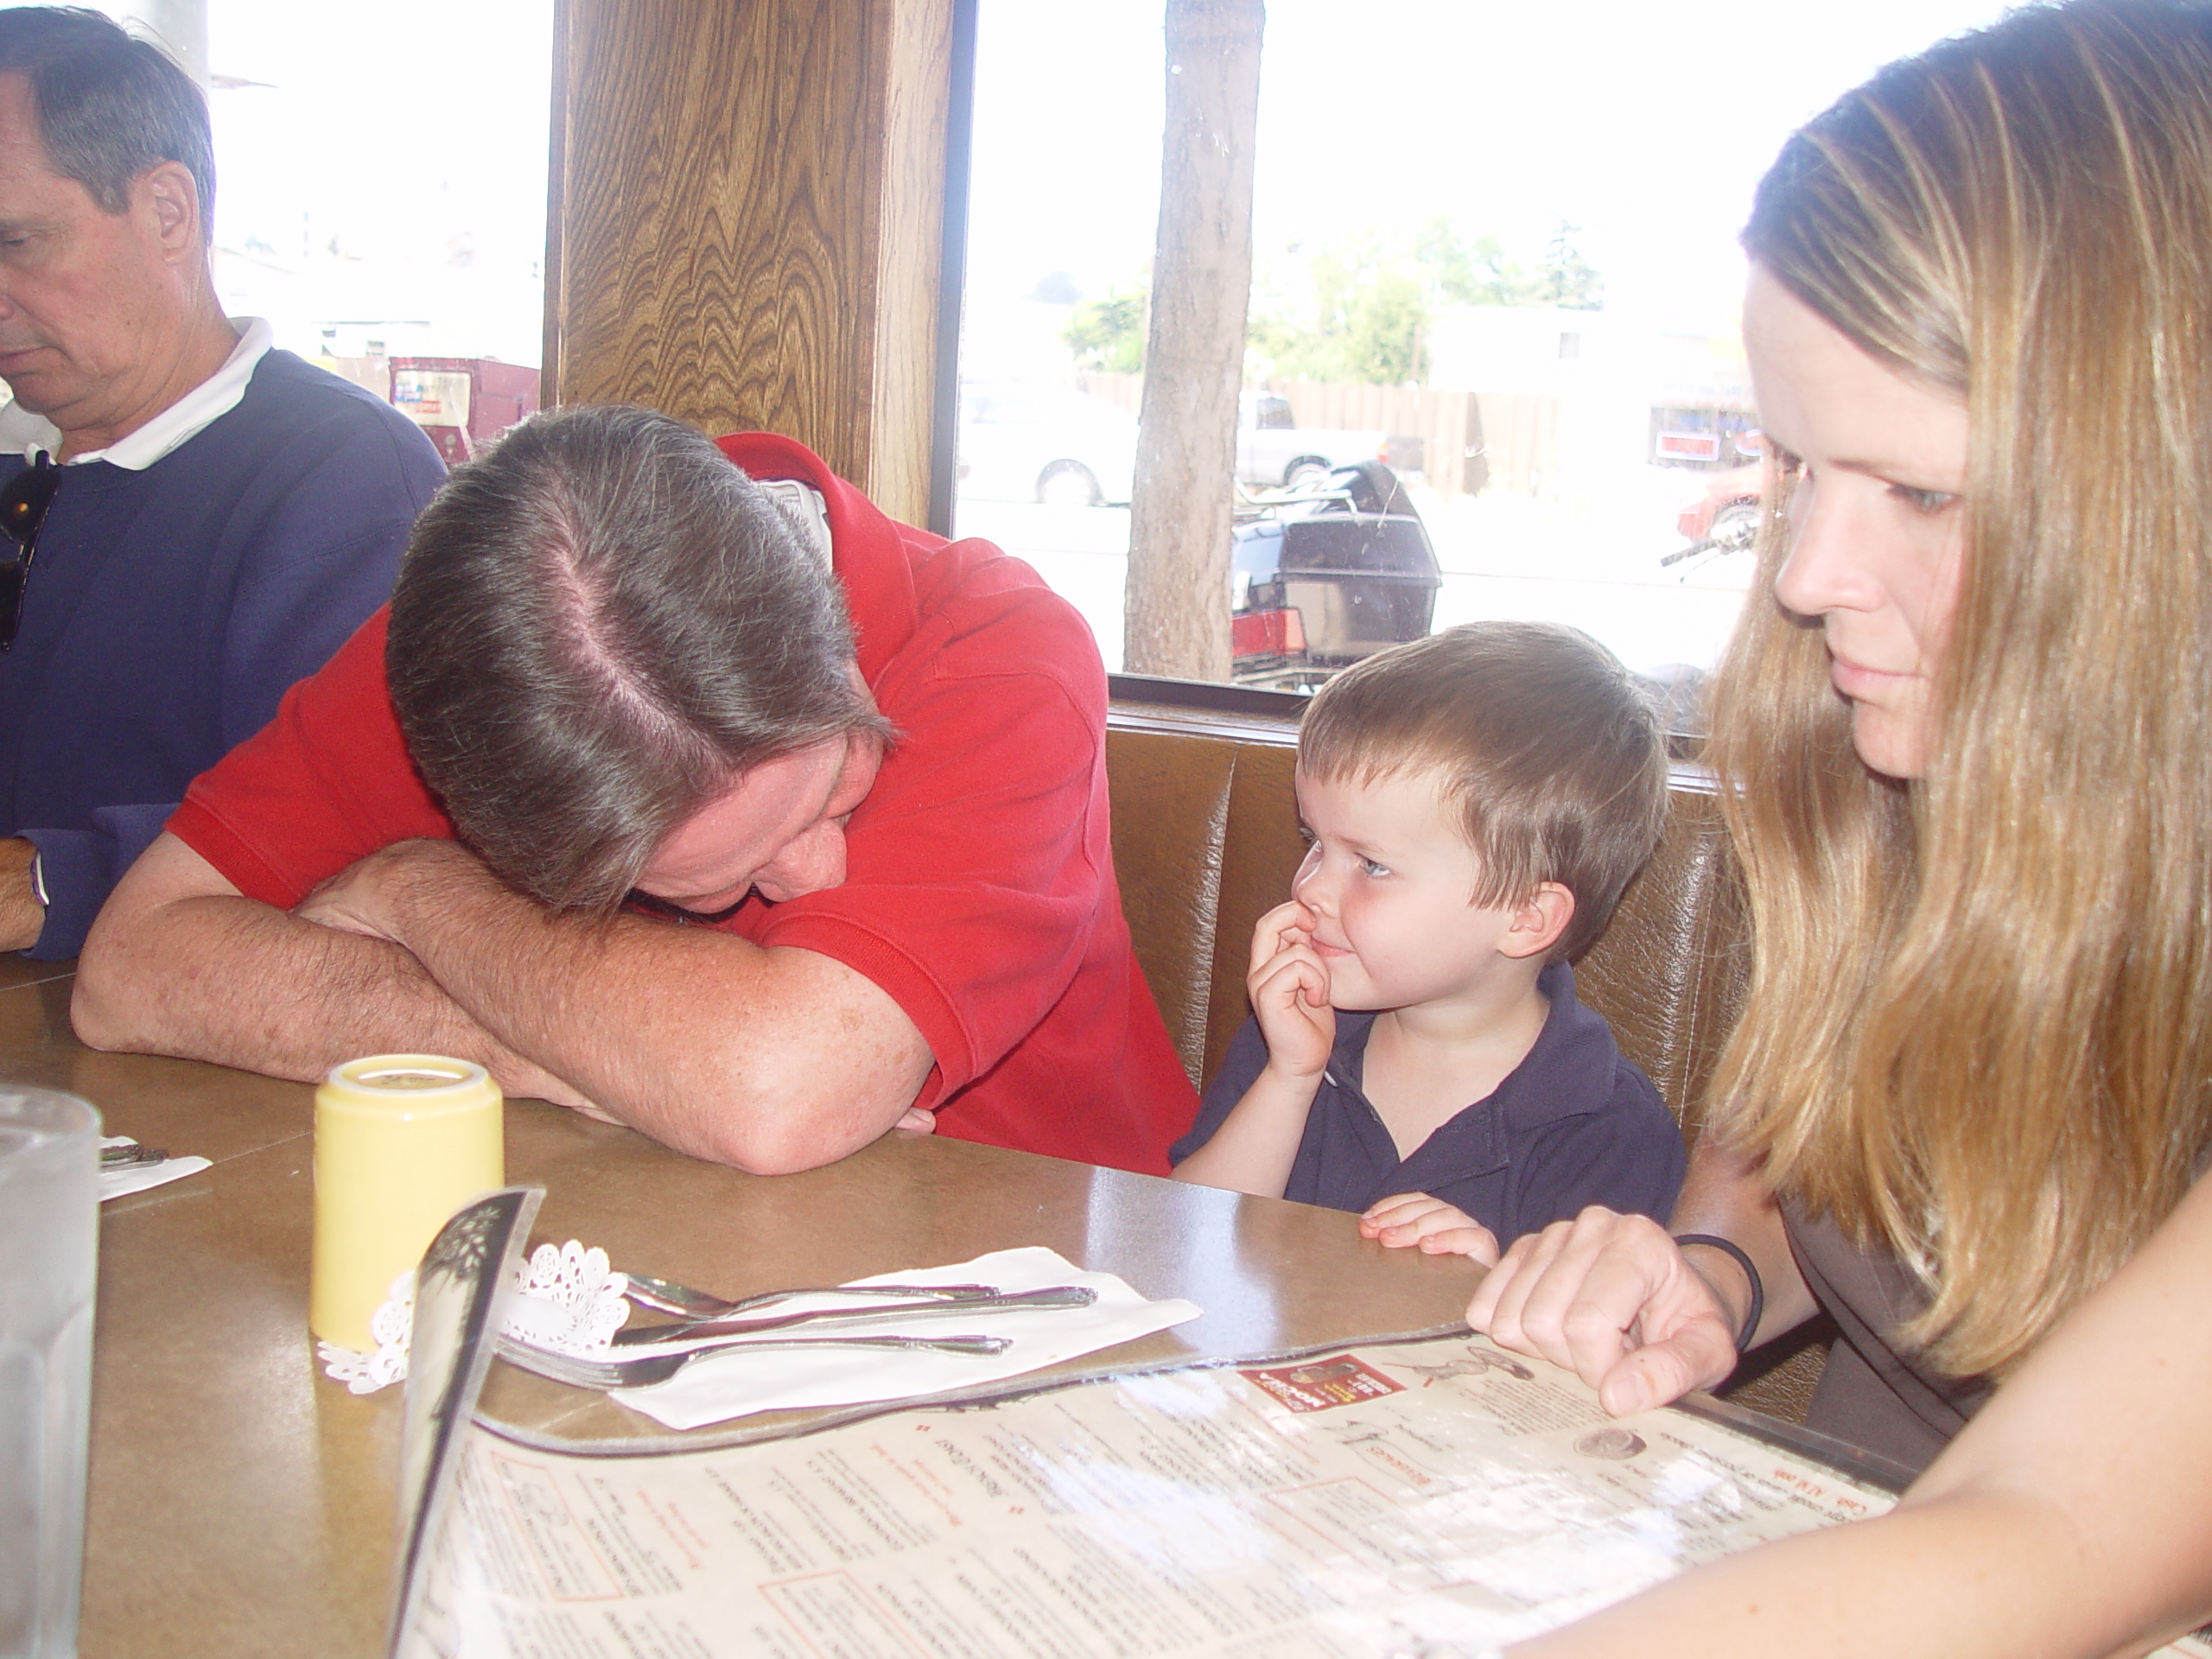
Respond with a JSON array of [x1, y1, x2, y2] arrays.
[[3, 961, 1487, 1659]]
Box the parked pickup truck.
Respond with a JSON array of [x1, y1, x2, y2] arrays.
[[1236, 391, 1419, 490]]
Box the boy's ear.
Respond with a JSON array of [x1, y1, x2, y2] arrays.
[[1497, 881, 1574, 961]]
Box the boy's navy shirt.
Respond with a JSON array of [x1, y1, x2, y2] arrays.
[[1173, 961, 1687, 1236]]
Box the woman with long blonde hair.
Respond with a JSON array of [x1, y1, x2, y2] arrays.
[[1467, 1, 2212, 1649]]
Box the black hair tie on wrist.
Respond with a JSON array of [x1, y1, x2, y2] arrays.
[[1673, 1233, 1764, 1354]]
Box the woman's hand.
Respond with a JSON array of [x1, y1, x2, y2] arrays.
[[1467, 1205, 1744, 1415]]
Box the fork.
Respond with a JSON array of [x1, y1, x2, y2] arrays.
[[621, 1271, 1001, 1321], [611, 1282, 1098, 1346], [99, 1141, 168, 1169], [497, 1331, 1011, 1390]]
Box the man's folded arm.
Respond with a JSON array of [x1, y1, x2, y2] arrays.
[[75, 833, 937, 1175], [73, 832, 569, 1098], [288, 839, 938, 1174]]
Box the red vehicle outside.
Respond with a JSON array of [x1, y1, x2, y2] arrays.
[[388, 358, 541, 466], [1675, 451, 1770, 552], [1675, 461, 1762, 544]]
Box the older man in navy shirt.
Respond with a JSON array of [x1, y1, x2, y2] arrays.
[[0, 10, 441, 957]]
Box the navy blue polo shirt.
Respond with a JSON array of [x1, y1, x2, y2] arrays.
[[1173, 961, 1687, 1239]]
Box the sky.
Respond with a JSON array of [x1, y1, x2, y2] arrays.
[[965, 0, 2021, 340]]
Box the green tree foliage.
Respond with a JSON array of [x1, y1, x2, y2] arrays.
[[1540, 222, 1604, 309], [1252, 237, 1428, 383], [1247, 218, 1602, 385], [1062, 283, 1148, 372], [1060, 222, 1604, 387], [1413, 216, 1521, 306]]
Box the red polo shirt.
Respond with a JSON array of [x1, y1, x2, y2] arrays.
[[169, 432, 1194, 1173]]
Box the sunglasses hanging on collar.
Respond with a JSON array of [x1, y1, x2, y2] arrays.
[[0, 454, 59, 653]]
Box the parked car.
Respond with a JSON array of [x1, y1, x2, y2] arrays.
[[1236, 391, 1418, 491], [1230, 461, 1441, 690], [956, 384, 1137, 506]]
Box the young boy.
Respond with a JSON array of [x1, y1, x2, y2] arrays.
[[1170, 621, 1685, 1262]]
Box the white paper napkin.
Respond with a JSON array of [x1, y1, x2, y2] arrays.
[[99, 1135, 210, 1202], [613, 1245, 1202, 1431]]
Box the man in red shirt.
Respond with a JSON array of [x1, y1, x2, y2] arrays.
[[74, 406, 1196, 1176]]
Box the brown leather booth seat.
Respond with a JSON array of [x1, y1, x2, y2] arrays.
[[1104, 694, 1831, 1421]]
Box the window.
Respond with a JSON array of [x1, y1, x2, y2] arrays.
[[952, 0, 2012, 700], [64, 0, 556, 453]]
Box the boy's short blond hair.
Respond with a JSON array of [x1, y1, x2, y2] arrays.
[[1298, 621, 1667, 962]]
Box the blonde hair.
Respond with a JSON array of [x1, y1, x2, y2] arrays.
[[1299, 621, 1668, 963], [1713, 0, 2212, 1375]]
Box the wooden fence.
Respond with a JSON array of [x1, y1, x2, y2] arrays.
[[1075, 372, 1566, 500]]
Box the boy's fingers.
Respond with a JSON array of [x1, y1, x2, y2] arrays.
[[1249, 957, 1335, 1073], [1365, 1191, 1431, 1212], [1416, 1225, 1499, 1266], [1252, 950, 1327, 1008], [1247, 952, 1307, 1008], [1360, 1192, 1437, 1230], [1251, 899, 1316, 961], [1363, 1198, 1496, 1264], [1359, 1212, 1438, 1242], [1394, 1204, 1471, 1235], [1251, 932, 1325, 976], [1370, 1202, 1459, 1237]]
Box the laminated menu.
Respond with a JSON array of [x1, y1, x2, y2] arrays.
[[408, 1331, 2212, 1658]]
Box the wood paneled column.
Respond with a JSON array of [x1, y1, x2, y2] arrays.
[[543, 0, 955, 525]]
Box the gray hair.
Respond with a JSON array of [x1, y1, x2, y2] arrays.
[[388, 405, 890, 912], [0, 7, 213, 238]]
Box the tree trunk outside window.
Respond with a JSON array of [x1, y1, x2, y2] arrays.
[[1123, 0, 1265, 682]]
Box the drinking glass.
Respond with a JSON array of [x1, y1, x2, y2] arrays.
[[0, 1088, 99, 1659]]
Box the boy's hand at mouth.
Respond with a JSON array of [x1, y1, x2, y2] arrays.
[[1248, 898, 1336, 1082]]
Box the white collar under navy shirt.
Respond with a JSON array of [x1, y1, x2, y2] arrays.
[[0, 315, 275, 470]]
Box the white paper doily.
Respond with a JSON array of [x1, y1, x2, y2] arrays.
[[317, 1239, 630, 1395]]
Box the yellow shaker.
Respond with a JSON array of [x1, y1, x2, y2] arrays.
[[309, 1054, 505, 1352]]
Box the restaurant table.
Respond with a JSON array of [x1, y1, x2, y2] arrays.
[[0, 962, 1491, 1659]]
